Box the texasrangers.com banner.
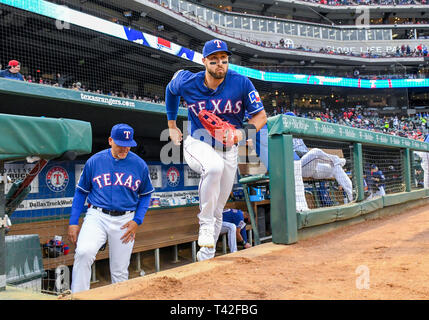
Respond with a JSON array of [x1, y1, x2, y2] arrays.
[[80, 93, 136, 108]]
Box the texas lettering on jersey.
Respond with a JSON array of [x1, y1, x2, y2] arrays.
[[186, 99, 242, 117], [92, 172, 141, 191], [166, 68, 264, 141]]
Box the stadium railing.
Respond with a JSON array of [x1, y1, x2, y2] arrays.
[[267, 114, 429, 244]]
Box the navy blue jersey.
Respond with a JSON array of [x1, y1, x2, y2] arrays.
[[222, 208, 248, 243], [166, 69, 264, 141], [222, 208, 246, 229], [77, 149, 154, 212], [367, 170, 385, 190], [0, 69, 24, 81]]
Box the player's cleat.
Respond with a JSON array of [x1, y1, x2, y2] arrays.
[[197, 247, 216, 261], [198, 227, 215, 248], [196, 251, 203, 262]]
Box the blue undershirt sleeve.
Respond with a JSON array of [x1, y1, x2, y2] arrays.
[[133, 193, 152, 225], [240, 227, 248, 243], [69, 188, 88, 225], [165, 84, 180, 121]]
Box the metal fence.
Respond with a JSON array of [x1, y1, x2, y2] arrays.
[[268, 114, 429, 245]]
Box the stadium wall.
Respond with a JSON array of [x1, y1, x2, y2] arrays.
[[267, 114, 429, 244]]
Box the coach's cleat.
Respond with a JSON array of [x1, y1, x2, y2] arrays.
[[198, 228, 215, 248]]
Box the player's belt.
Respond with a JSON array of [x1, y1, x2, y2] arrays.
[[91, 205, 134, 216], [212, 143, 238, 152]]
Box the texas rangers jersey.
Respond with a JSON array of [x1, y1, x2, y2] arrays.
[[222, 208, 246, 230], [167, 69, 264, 143], [77, 149, 154, 211]]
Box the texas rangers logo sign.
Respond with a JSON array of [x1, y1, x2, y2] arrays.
[[46, 166, 69, 192], [166, 166, 180, 188]]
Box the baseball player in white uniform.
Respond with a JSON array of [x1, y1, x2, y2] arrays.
[[415, 135, 429, 188], [285, 113, 353, 203], [68, 124, 154, 293], [165, 39, 267, 261]]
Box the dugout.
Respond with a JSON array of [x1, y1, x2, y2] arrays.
[[0, 78, 253, 294]]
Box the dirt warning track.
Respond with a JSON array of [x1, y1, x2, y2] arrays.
[[70, 204, 429, 300]]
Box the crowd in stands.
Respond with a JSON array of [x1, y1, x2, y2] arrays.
[[34, 75, 165, 104], [2, 59, 429, 143], [0, 60, 166, 105], [149, 0, 429, 61], [271, 107, 429, 140], [300, 0, 425, 5], [253, 39, 429, 59]]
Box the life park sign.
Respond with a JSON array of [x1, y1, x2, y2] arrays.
[[324, 45, 415, 55]]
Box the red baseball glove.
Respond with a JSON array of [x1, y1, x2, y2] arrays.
[[198, 109, 238, 147]]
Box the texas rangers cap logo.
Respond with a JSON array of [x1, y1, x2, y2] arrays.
[[213, 40, 222, 48], [202, 39, 232, 58], [46, 166, 69, 192], [111, 123, 137, 147]]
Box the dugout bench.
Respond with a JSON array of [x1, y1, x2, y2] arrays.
[[7, 201, 252, 287]]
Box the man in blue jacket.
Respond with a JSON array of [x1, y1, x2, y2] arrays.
[[0, 60, 24, 81]]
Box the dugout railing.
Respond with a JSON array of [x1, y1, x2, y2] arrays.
[[267, 114, 429, 245]]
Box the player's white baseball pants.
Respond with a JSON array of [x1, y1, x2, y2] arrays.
[[220, 221, 238, 253], [367, 186, 386, 200], [71, 207, 135, 293], [184, 136, 238, 259], [294, 160, 309, 212], [301, 148, 353, 202], [416, 151, 429, 188]]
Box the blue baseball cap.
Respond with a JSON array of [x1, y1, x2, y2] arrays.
[[202, 39, 231, 58], [110, 123, 137, 147], [285, 112, 296, 116]]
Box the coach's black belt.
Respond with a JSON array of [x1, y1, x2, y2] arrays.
[[91, 205, 134, 216]]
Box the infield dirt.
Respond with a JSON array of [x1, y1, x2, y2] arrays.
[[70, 203, 429, 300]]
